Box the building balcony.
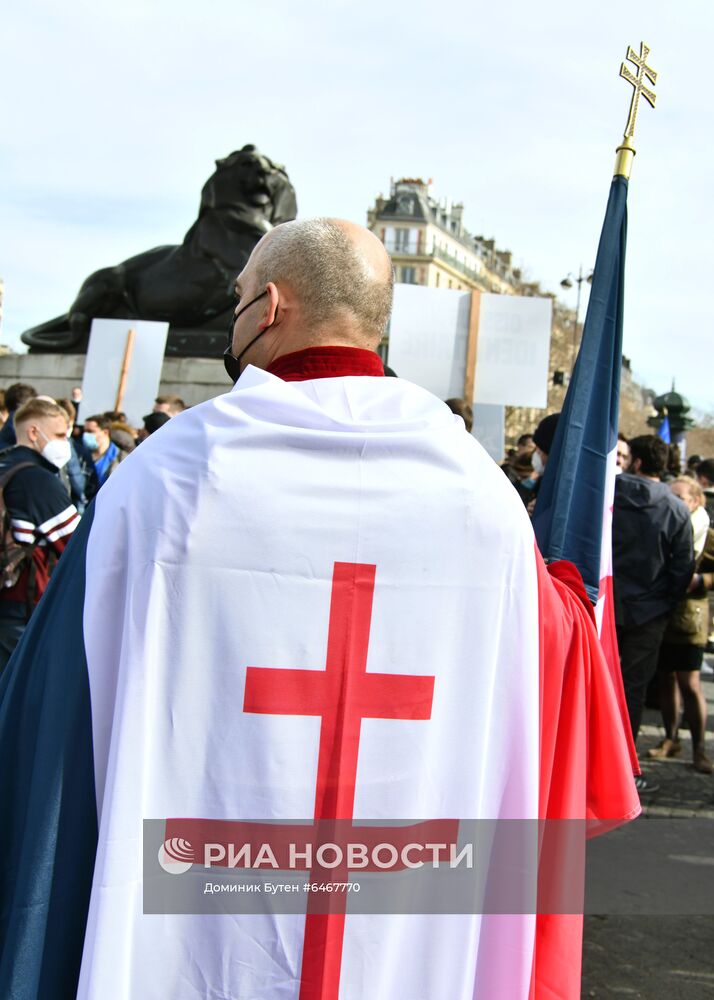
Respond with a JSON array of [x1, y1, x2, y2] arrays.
[[382, 240, 513, 287]]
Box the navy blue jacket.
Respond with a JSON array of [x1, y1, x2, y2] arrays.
[[613, 473, 694, 627]]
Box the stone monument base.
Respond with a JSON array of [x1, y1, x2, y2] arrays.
[[0, 353, 230, 411]]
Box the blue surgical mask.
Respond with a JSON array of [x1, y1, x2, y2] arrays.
[[83, 431, 98, 451]]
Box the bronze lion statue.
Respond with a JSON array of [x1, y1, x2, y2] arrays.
[[22, 145, 297, 355]]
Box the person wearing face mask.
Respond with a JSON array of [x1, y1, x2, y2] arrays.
[[522, 412, 559, 514], [55, 398, 99, 514], [82, 414, 127, 487], [0, 398, 79, 671]]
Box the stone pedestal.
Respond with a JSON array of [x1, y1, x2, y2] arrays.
[[0, 353, 230, 410]]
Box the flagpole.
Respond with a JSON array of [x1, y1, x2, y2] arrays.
[[613, 42, 657, 179], [533, 42, 658, 774]]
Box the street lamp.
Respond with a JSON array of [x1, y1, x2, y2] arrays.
[[560, 265, 593, 371]]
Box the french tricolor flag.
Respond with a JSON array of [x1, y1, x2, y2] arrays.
[[532, 174, 638, 772]]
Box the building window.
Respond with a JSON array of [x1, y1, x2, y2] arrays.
[[401, 267, 417, 284], [395, 228, 412, 252], [435, 272, 440, 287]]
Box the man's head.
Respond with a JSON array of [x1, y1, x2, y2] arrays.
[[56, 398, 77, 431], [513, 455, 535, 481], [532, 413, 560, 472], [616, 433, 631, 470], [696, 458, 714, 489], [445, 398, 473, 434], [6, 383, 37, 414], [227, 218, 394, 377], [138, 411, 171, 442], [83, 414, 112, 454], [516, 433, 534, 458], [14, 398, 69, 455], [153, 395, 186, 417], [627, 435, 668, 478]]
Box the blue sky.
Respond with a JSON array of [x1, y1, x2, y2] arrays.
[[1, 0, 710, 410]]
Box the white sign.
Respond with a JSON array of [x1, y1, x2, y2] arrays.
[[474, 294, 552, 408], [387, 285, 471, 400], [472, 404, 505, 464], [81, 319, 169, 427], [386, 286, 551, 408]]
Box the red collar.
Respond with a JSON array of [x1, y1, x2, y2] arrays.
[[266, 346, 384, 382]]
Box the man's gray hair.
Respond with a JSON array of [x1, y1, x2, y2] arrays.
[[254, 219, 393, 340]]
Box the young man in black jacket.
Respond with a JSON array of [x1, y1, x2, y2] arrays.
[[0, 398, 80, 671], [613, 435, 694, 759]]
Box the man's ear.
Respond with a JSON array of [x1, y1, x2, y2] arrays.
[[631, 457, 642, 473], [259, 282, 281, 330]]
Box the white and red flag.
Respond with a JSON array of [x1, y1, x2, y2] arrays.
[[0, 364, 638, 999]]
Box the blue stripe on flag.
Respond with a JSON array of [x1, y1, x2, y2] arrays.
[[0, 503, 97, 999], [532, 176, 628, 602]]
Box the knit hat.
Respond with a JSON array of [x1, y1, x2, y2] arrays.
[[142, 411, 170, 435], [532, 412, 560, 456]]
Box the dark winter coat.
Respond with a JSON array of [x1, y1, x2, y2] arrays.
[[612, 473, 694, 627]]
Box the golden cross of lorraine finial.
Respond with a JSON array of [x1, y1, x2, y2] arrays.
[[620, 42, 657, 138]]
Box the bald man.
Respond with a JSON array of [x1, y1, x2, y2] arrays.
[[0, 219, 637, 1000], [223, 217, 392, 381]]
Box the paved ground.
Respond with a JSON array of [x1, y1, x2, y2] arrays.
[[581, 665, 714, 998]]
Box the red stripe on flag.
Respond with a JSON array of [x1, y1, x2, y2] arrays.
[[598, 573, 639, 774]]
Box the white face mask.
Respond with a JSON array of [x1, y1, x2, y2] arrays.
[[39, 429, 72, 470], [532, 451, 545, 475]]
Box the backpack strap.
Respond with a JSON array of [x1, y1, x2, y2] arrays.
[[0, 462, 40, 532], [0, 461, 40, 488], [0, 461, 44, 622]]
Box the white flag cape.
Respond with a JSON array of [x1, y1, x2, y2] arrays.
[[79, 366, 540, 998], [0, 365, 637, 1000]]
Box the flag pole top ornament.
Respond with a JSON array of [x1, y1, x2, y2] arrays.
[[614, 42, 657, 180]]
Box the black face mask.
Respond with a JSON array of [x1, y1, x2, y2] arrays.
[[223, 289, 271, 383]]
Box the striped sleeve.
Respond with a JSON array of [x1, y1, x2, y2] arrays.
[[5, 468, 79, 554], [9, 518, 35, 544], [38, 504, 80, 548]]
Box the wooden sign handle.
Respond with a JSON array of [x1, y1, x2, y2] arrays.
[[114, 327, 136, 412], [463, 291, 482, 405]]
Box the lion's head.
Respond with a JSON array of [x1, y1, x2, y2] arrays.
[[200, 144, 298, 229]]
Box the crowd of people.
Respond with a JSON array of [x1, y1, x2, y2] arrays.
[[1, 365, 712, 797], [0, 384, 186, 670], [500, 419, 714, 789], [2, 371, 712, 794]]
